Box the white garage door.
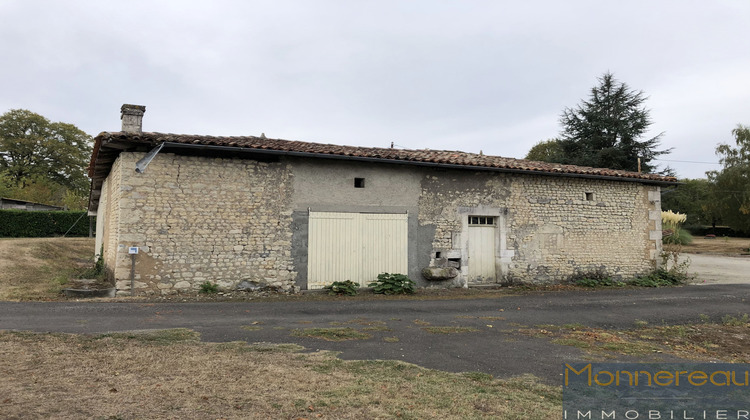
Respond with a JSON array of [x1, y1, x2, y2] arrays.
[[308, 212, 408, 289]]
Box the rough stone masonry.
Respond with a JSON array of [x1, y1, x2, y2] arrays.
[[90, 104, 671, 295]]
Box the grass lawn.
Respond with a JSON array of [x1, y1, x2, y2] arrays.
[[0, 329, 560, 419], [0, 237, 96, 300]]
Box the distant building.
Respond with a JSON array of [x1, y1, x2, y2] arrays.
[[0, 197, 64, 211]]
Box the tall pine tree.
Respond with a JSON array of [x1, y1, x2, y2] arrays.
[[529, 73, 671, 173]]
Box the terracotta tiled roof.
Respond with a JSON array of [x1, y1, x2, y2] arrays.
[[89, 131, 677, 183]]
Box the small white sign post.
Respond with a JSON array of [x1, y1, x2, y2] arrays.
[[128, 247, 139, 294]]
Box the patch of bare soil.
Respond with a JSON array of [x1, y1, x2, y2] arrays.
[[681, 236, 750, 255]]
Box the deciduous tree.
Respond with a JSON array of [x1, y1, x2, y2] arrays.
[[0, 109, 92, 208], [524, 138, 564, 162], [707, 125, 750, 234], [660, 178, 719, 228]]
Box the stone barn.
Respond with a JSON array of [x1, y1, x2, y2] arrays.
[[88, 105, 676, 295]]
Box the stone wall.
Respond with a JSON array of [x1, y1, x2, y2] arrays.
[[94, 156, 123, 274], [98, 152, 662, 292], [506, 176, 660, 282], [108, 152, 296, 295], [418, 171, 661, 283]]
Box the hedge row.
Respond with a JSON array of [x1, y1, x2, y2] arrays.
[[684, 225, 746, 238], [0, 210, 94, 238]]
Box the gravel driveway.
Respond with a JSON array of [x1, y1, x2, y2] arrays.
[[684, 253, 750, 284]]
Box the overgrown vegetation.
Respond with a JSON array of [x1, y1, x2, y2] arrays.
[[324, 280, 359, 296], [569, 264, 690, 288], [0, 210, 92, 237], [199, 281, 219, 294], [629, 268, 688, 287], [369, 272, 415, 295], [77, 246, 107, 280], [569, 270, 624, 288]]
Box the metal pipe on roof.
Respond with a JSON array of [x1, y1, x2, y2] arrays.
[[135, 142, 165, 173]]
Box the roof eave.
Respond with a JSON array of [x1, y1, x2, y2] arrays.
[[87, 138, 677, 211]]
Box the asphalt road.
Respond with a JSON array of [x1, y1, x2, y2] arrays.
[[1, 285, 748, 384]]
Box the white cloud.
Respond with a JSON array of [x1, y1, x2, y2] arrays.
[[1, 0, 748, 179]]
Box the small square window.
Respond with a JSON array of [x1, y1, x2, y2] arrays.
[[354, 178, 365, 188], [585, 192, 594, 201]]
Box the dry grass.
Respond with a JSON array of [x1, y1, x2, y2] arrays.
[[422, 326, 480, 334], [291, 327, 372, 341], [0, 237, 95, 300], [520, 315, 750, 363], [0, 329, 560, 419], [681, 236, 750, 255], [520, 325, 661, 357]]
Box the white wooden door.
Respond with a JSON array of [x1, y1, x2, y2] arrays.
[[467, 216, 497, 283], [360, 213, 408, 282], [308, 212, 359, 289], [308, 212, 408, 289]]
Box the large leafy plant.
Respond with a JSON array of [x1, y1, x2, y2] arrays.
[[369, 273, 415, 295], [324, 280, 360, 296]]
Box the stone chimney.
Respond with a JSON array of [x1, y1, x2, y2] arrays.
[[121, 104, 146, 133]]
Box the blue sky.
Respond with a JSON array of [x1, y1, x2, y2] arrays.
[[2, 0, 748, 179]]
